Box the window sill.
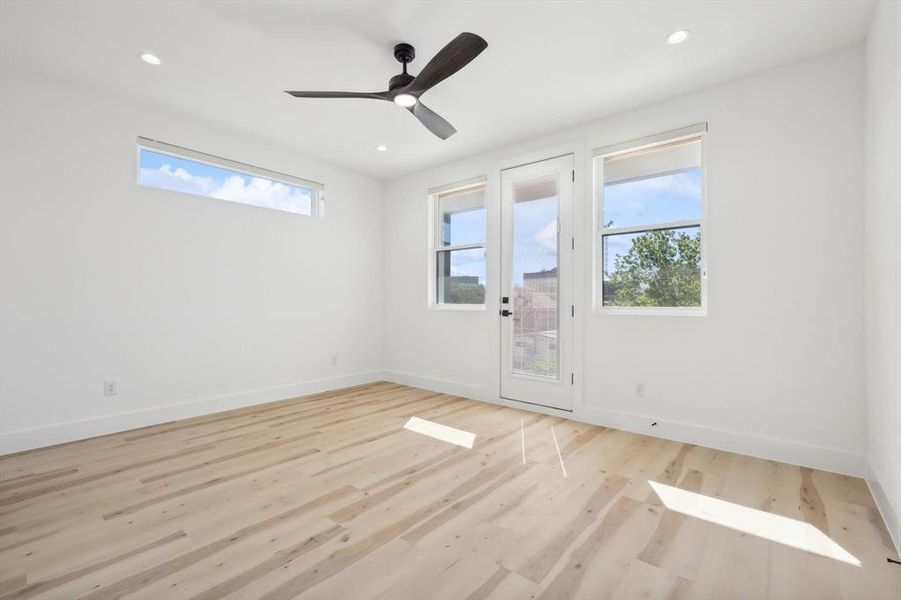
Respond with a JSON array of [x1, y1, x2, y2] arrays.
[[597, 306, 707, 317], [430, 303, 486, 312]]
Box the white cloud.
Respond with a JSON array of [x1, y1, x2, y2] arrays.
[[449, 249, 486, 280], [140, 165, 312, 215], [602, 171, 702, 227], [139, 165, 216, 197], [536, 220, 558, 250], [627, 172, 701, 201], [212, 175, 311, 214]]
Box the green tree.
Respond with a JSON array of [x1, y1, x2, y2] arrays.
[[445, 281, 486, 304], [607, 229, 701, 307]]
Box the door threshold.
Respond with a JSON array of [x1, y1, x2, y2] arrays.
[[500, 396, 573, 413]]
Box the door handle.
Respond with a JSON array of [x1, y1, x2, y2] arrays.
[[500, 309, 513, 317]]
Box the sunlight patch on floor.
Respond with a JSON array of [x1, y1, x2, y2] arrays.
[[649, 480, 861, 566], [403, 416, 475, 449]]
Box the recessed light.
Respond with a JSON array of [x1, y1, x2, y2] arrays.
[[376, 145, 387, 152], [667, 30, 690, 45], [140, 52, 162, 65]]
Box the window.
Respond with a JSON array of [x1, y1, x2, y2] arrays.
[[595, 124, 706, 313], [430, 180, 487, 307], [137, 137, 323, 216]]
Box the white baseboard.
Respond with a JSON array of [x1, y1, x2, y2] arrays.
[[381, 370, 867, 478], [577, 405, 866, 478], [866, 464, 901, 556], [0, 370, 386, 455], [383, 370, 495, 405]]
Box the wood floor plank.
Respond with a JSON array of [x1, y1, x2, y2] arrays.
[[0, 531, 187, 599], [0, 382, 896, 599], [181, 522, 344, 600], [464, 565, 510, 600], [80, 488, 357, 599], [536, 496, 644, 599], [516, 473, 630, 582]]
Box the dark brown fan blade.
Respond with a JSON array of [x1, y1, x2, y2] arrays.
[[404, 33, 487, 96], [407, 102, 456, 139], [285, 91, 389, 100]]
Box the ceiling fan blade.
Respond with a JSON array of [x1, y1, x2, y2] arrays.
[[408, 102, 457, 139], [285, 90, 389, 100], [404, 32, 487, 96]]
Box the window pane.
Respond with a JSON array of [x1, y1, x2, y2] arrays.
[[138, 149, 314, 216], [436, 248, 486, 304], [438, 186, 486, 246], [511, 177, 559, 378], [602, 138, 701, 229], [602, 226, 701, 307]]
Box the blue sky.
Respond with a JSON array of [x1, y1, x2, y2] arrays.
[[602, 170, 702, 275], [603, 170, 701, 228], [511, 197, 558, 285], [446, 169, 702, 286], [445, 197, 559, 286], [443, 208, 486, 246], [138, 149, 313, 215]]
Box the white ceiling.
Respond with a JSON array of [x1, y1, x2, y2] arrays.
[[1, 1, 875, 180]]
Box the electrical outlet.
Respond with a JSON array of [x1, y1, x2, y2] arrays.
[[104, 380, 118, 397], [330, 355, 339, 366], [634, 382, 646, 398]]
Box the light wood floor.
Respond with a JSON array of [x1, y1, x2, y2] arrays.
[[0, 382, 898, 599]]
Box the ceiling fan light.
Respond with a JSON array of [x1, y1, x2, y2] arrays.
[[140, 52, 162, 65], [393, 93, 417, 107]]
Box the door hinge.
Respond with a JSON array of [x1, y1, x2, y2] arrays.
[[571, 237, 575, 250], [571, 305, 574, 317], [571, 170, 575, 182], [571, 373, 574, 385]]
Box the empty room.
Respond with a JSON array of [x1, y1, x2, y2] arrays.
[[1, 1, 899, 598]]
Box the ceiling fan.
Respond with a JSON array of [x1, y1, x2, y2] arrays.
[[285, 33, 488, 140]]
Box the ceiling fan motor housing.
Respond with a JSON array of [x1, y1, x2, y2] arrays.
[[389, 72, 415, 91]]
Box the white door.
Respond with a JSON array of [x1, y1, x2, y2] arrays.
[[500, 155, 574, 411]]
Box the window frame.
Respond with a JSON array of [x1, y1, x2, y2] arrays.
[[427, 177, 488, 310], [593, 124, 708, 316], [136, 137, 325, 217]]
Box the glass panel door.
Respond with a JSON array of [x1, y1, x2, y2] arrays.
[[500, 155, 574, 411]]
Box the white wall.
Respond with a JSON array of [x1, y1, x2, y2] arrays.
[[383, 47, 867, 476], [864, 0, 901, 551], [0, 66, 385, 453]]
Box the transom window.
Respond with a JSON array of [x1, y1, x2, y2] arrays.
[[430, 180, 487, 307], [137, 137, 323, 217], [595, 124, 707, 314]]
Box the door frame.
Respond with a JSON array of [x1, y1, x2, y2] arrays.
[[475, 141, 588, 417], [494, 149, 581, 414]]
